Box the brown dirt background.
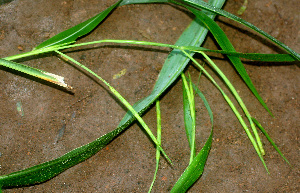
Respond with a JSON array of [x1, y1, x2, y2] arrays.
[[0, 0, 299, 192]]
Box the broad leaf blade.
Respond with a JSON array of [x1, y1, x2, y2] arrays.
[[34, 0, 121, 50], [171, 131, 212, 192]]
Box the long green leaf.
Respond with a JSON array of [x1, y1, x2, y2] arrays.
[[171, 84, 213, 193], [0, 123, 130, 188], [120, 0, 168, 6], [181, 49, 269, 172], [187, 6, 273, 116], [182, 47, 296, 62], [177, 0, 300, 60], [34, 0, 121, 50]]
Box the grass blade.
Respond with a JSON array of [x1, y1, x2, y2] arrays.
[[171, 131, 213, 192], [180, 49, 269, 172], [34, 0, 121, 50], [120, 0, 168, 6], [0, 58, 71, 89], [182, 73, 196, 162], [0, 123, 129, 188], [252, 118, 291, 165], [178, 0, 300, 60], [148, 100, 162, 193], [182, 47, 297, 62], [187, 6, 273, 116], [55, 51, 171, 164], [171, 84, 213, 192]]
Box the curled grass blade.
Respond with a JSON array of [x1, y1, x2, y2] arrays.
[[34, 0, 121, 50]]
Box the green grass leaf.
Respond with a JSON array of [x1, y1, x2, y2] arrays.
[[120, 0, 168, 6], [178, 0, 300, 60], [34, 0, 121, 50], [182, 73, 196, 162], [171, 84, 213, 193], [0, 123, 129, 188], [0, 58, 70, 88], [148, 100, 162, 193], [252, 118, 291, 166], [187, 6, 273, 116], [182, 47, 297, 62]]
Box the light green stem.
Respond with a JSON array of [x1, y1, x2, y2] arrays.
[[200, 51, 265, 155], [180, 49, 268, 173], [55, 50, 172, 164]]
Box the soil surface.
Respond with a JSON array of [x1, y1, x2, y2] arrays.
[[0, 0, 299, 192]]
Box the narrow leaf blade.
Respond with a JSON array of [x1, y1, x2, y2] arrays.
[[181, 0, 300, 60], [0, 123, 129, 188], [0, 58, 70, 88], [252, 118, 291, 165], [171, 85, 213, 192], [34, 0, 121, 50], [171, 131, 212, 192], [188, 7, 273, 116]]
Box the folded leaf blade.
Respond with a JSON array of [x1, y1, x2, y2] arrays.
[[0, 58, 70, 88]]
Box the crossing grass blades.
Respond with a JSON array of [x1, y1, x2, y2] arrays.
[[0, 0, 298, 192]]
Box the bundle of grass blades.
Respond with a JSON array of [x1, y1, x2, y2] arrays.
[[0, 0, 298, 192]]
